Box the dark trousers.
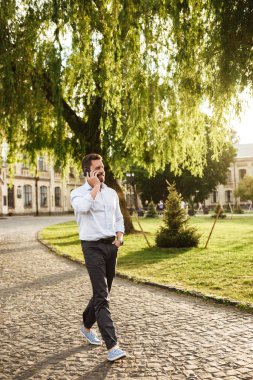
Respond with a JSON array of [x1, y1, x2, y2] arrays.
[[81, 240, 118, 350]]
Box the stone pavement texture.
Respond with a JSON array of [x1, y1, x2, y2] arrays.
[[1, 216, 253, 380]]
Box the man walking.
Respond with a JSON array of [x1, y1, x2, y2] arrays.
[[71, 153, 126, 362]]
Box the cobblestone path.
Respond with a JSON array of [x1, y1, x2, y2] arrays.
[[1, 216, 253, 380]]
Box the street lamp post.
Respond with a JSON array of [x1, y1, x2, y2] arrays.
[[126, 172, 135, 214], [35, 167, 39, 216]]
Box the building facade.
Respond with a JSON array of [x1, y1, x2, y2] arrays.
[[0, 155, 83, 216], [205, 143, 253, 208], [1, 143, 253, 216]]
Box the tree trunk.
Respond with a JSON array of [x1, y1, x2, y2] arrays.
[[105, 169, 135, 234]]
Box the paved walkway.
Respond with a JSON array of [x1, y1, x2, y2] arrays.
[[1, 216, 253, 380]]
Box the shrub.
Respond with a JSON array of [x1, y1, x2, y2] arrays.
[[233, 205, 244, 214], [203, 206, 209, 214], [224, 204, 232, 213], [211, 204, 226, 219], [156, 227, 200, 248]]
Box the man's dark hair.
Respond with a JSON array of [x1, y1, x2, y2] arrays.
[[82, 153, 102, 174]]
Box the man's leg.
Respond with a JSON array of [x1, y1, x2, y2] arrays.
[[82, 297, 96, 329], [81, 241, 117, 350], [104, 244, 127, 361], [81, 242, 96, 329], [106, 244, 118, 292], [82, 244, 117, 328]]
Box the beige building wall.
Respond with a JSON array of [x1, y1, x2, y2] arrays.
[[206, 147, 253, 208], [0, 155, 83, 216]]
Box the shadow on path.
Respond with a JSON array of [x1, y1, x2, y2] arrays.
[[1, 268, 83, 298], [76, 360, 112, 380], [0, 245, 42, 255], [14, 344, 93, 380]]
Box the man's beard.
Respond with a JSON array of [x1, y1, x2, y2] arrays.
[[98, 173, 105, 182]]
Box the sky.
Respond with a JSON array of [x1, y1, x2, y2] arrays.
[[231, 97, 253, 144]]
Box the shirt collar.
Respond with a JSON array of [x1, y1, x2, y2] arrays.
[[84, 181, 106, 191]]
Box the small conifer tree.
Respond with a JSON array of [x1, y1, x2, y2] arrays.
[[145, 200, 158, 218], [156, 183, 200, 248]]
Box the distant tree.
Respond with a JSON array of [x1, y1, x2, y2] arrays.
[[234, 176, 253, 203], [135, 142, 236, 204], [156, 183, 200, 248]]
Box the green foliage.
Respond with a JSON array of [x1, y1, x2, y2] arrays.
[[162, 183, 187, 229], [145, 200, 158, 218], [234, 176, 253, 202], [134, 139, 236, 203], [156, 183, 200, 248], [0, 1, 250, 176]]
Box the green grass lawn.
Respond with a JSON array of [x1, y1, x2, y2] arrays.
[[40, 216, 253, 305]]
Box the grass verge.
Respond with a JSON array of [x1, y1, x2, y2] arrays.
[[40, 216, 253, 306]]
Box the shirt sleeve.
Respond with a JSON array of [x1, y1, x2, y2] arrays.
[[115, 193, 125, 233], [71, 191, 94, 213]]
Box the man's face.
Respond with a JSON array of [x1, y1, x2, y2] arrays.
[[90, 159, 105, 183]]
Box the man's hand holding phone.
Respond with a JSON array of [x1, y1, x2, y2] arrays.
[[86, 170, 100, 189], [85, 169, 101, 200]]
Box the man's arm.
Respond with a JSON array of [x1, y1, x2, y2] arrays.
[[116, 231, 124, 243], [71, 173, 101, 213], [71, 185, 99, 213], [114, 194, 125, 246], [89, 184, 100, 199]]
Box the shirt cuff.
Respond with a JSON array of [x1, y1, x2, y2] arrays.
[[115, 224, 125, 234]]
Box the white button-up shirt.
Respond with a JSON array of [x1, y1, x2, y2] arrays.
[[71, 182, 125, 241]]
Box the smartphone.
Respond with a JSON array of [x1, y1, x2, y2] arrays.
[[83, 168, 91, 176]]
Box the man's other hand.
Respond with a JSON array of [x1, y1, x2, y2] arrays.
[[112, 240, 121, 248]]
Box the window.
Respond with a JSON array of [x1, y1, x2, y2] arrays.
[[227, 170, 232, 182], [225, 190, 232, 203], [17, 186, 22, 198], [38, 156, 46, 171], [8, 186, 15, 208], [239, 169, 246, 180], [212, 191, 218, 203], [24, 185, 32, 207], [55, 187, 61, 207], [69, 167, 75, 178], [40, 186, 48, 207]]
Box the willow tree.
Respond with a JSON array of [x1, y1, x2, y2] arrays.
[[0, 0, 252, 232]]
